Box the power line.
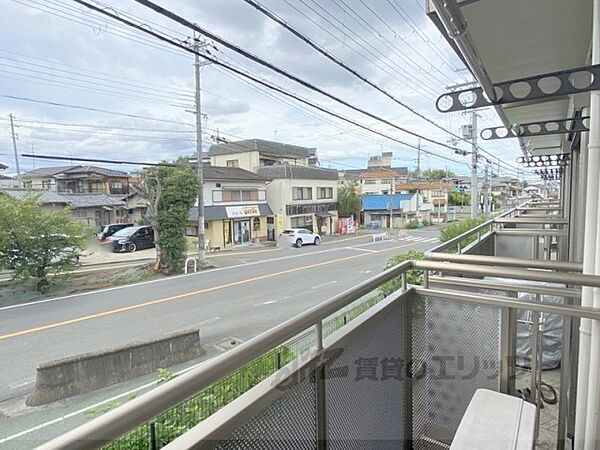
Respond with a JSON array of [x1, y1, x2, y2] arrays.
[[68, 0, 470, 168], [126, 0, 481, 158], [240, 0, 476, 153], [20, 153, 178, 166], [0, 94, 195, 126], [239, 0, 519, 176]]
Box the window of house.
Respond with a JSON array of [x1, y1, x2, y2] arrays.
[[41, 181, 51, 190], [253, 217, 260, 231], [90, 182, 103, 193], [226, 159, 239, 167], [380, 179, 392, 184], [317, 187, 333, 199], [293, 187, 312, 200], [73, 210, 87, 218], [267, 216, 274, 224], [186, 226, 197, 236], [291, 215, 313, 228], [364, 180, 376, 185], [128, 209, 134, 214], [111, 182, 123, 189]]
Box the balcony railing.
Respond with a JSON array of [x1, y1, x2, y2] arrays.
[[39, 233, 600, 449]]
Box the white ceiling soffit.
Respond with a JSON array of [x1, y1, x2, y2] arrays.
[[429, 0, 592, 156]]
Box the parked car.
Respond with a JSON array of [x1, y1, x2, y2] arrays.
[[97, 223, 134, 240], [283, 228, 321, 248], [108, 226, 155, 252]]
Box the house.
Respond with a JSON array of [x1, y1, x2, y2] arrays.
[[21, 165, 130, 195], [210, 139, 338, 234], [0, 189, 142, 228], [186, 165, 273, 248], [395, 181, 452, 222], [257, 165, 339, 235], [209, 139, 318, 170], [337, 152, 408, 195], [0, 163, 17, 188], [361, 193, 426, 228]]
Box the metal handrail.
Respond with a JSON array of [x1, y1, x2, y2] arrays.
[[424, 252, 583, 272], [429, 201, 565, 254], [39, 258, 600, 450], [494, 217, 568, 224], [428, 275, 582, 298], [37, 262, 412, 450]]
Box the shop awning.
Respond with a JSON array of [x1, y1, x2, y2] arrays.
[[315, 212, 334, 218], [188, 203, 274, 221]]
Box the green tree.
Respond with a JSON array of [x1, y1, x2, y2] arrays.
[[409, 168, 454, 179], [338, 182, 361, 218], [448, 191, 470, 206], [0, 196, 90, 292], [139, 161, 198, 274]]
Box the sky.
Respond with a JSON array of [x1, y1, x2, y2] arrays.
[[0, 0, 526, 179]]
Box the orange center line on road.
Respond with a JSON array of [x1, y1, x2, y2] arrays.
[[0, 242, 415, 341]]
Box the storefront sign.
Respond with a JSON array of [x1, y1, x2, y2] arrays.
[[225, 205, 261, 218], [276, 214, 284, 235]]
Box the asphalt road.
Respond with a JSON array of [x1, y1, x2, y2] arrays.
[[0, 229, 441, 447]]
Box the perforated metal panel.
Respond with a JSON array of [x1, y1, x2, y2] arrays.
[[326, 302, 405, 450], [214, 375, 318, 450], [410, 293, 501, 449]]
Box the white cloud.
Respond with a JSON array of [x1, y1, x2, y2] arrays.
[[0, 0, 522, 178]]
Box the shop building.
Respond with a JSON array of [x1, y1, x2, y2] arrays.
[[186, 166, 273, 248]]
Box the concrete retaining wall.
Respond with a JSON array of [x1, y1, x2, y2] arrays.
[[26, 329, 204, 406]]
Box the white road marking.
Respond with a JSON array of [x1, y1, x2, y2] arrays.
[[0, 357, 214, 443], [262, 300, 277, 305], [0, 235, 413, 312], [310, 280, 339, 290], [361, 270, 373, 274], [344, 246, 378, 253], [9, 379, 34, 390]]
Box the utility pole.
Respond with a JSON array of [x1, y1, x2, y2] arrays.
[[483, 162, 489, 214], [9, 114, 21, 187], [470, 110, 479, 218], [193, 34, 209, 266], [416, 138, 421, 217]]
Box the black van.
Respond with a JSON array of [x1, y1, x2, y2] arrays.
[[98, 223, 133, 240], [109, 226, 155, 252]]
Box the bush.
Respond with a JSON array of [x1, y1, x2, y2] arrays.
[[404, 219, 421, 229], [379, 250, 425, 296], [439, 215, 490, 252]]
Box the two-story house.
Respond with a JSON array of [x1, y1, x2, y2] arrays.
[[186, 165, 273, 248], [395, 181, 451, 222], [21, 165, 129, 195], [209, 139, 338, 235], [337, 152, 408, 195]]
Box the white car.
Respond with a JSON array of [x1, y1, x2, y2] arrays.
[[282, 228, 321, 248]]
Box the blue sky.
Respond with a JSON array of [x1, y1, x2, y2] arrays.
[[0, 0, 524, 179]]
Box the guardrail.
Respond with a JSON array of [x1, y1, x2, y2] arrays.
[[39, 256, 600, 450]]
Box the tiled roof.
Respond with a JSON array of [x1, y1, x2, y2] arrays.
[[0, 163, 8, 170], [1, 189, 69, 204], [362, 193, 413, 211], [204, 165, 269, 182], [22, 165, 128, 178], [59, 165, 128, 177], [256, 165, 338, 180], [0, 189, 125, 208], [21, 166, 73, 178], [60, 193, 125, 208], [209, 139, 315, 158]]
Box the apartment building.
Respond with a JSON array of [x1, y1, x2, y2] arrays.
[[210, 139, 338, 235]]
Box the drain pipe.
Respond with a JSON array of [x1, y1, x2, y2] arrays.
[[576, 0, 600, 446], [429, 0, 529, 157]]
